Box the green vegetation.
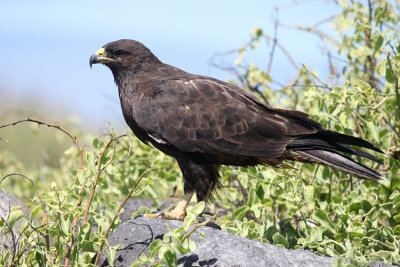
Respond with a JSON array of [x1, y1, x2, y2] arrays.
[[1, 0, 400, 266]]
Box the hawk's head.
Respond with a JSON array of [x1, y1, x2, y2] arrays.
[[89, 39, 161, 73]]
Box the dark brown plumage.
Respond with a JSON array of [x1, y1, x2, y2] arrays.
[[90, 39, 382, 205]]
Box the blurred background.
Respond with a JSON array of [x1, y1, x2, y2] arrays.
[[0, 0, 340, 166]]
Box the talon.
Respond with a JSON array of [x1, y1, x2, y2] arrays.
[[141, 192, 194, 221], [134, 214, 144, 219], [156, 212, 165, 218]]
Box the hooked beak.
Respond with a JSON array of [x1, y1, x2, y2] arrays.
[[89, 47, 116, 68]]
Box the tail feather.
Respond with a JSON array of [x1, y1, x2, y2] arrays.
[[287, 130, 382, 180], [297, 150, 381, 180], [314, 130, 383, 153]]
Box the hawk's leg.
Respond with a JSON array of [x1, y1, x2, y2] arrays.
[[143, 192, 194, 220], [143, 153, 218, 220]]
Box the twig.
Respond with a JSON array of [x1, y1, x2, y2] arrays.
[[0, 173, 43, 206], [372, 96, 389, 110], [0, 118, 85, 173], [264, 35, 299, 71], [351, 112, 366, 139], [0, 214, 17, 265], [100, 134, 128, 172], [386, 54, 400, 129], [94, 168, 153, 265], [267, 8, 279, 74], [279, 22, 338, 46], [181, 211, 220, 243], [13, 222, 49, 266], [117, 133, 132, 164], [299, 210, 310, 235], [286, 84, 332, 90], [301, 64, 331, 89], [383, 117, 400, 139], [83, 134, 127, 223]]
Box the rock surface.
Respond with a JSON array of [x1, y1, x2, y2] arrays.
[[0, 190, 31, 253], [96, 217, 394, 267]]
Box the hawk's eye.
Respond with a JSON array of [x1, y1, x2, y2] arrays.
[[113, 49, 129, 56]]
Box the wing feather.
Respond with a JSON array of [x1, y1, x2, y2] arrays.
[[133, 76, 319, 158]]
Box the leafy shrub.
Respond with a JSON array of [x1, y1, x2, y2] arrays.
[[1, 0, 399, 266]]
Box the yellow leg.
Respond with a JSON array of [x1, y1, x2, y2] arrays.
[[144, 192, 194, 220]]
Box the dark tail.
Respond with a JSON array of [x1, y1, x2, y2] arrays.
[[287, 130, 382, 180]]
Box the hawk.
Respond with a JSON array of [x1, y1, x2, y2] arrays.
[[89, 39, 382, 219]]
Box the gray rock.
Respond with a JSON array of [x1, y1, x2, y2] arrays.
[[97, 217, 393, 267], [118, 198, 155, 222], [0, 190, 31, 254]]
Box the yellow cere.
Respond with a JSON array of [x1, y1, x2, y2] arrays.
[[96, 48, 105, 56]]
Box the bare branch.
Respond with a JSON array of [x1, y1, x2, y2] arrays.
[[0, 173, 43, 207], [267, 8, 279, 74], [0, 118, 85, 173], [301, 64, 331, 90]]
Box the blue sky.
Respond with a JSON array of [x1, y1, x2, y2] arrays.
[[0, 0, 340, 131]]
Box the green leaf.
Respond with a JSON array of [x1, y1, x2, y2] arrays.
[[304, 185, 314, 204], [79, 223, 90, 238], [183, 214, 196, 232], [255, 184, 264, 201], [366, 120, 379, 142], [233, 206, 249, 220], [331, 195, 342, 204], [393, 214, 400, 223], [374, 7, 385, 24], [357, 79, 370, 90], [373, 35, 383, 56], [164, 250, 177, 267], [333, 257, 345, 267], [132, 253, 150, 267], [158, 245, 168, 259], [361, 200, 372, 213], [389, 190, 400, 200], [184, 238, 196, 251], [251, 27, 263, 37], [377, 59, 387, 76], [142, 177, 153, 185], [93, 137, 104, 149], [247, 188, 256, 206], [8, 209, 25, 229], [328, 92, 341, 100], [171, 238, 190, 255], [192, 201, 205, 216], [80, 240, 98, 252], [386, 65, 396, 83], [313, 209, 336, 233], [149, 239, 163, 258], [77, 169, 85, 184], [393, 195, 400, 209], [107, 246, 117, 267], [272, 233, 289, 249], [265, 226, 278, 241], [348, 232, 364, 239], [349, 202, 361, 213], [30, 205, 41, 220], [61, 216, 71, 235]]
